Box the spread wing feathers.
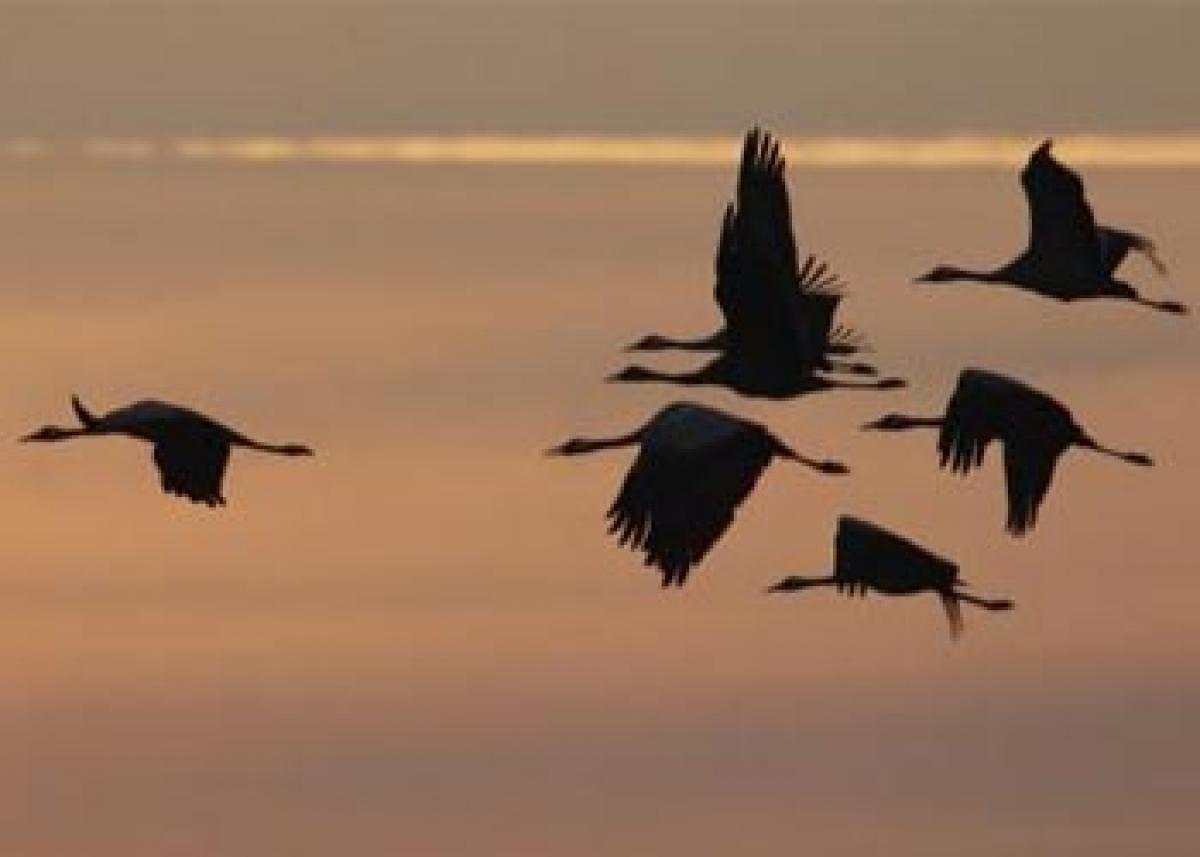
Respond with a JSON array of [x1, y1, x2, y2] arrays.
[[716, 129, 856, 365], [152, 427, 231, 507], [737, 127, 800, 284], [605, 429, 776, 586], [1096, 226, 1167, 276], [1020, 141, 1105, 284], [836, 516, 959, 590], [1002, 439, 1063, 535], [938, 380, 999, 475]]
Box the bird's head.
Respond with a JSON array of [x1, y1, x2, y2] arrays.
[[20, 425, 81, 443], [606, 365, 656, 383], [914, 265, 963, 284], [278, 444, 314, 457], [766, 576, 823, 594], [1121, 451, 1154, 467], [1031, 138, 1054, 161], [625, 334, 671, 352], [862, 413, 915, 431], [546, 438, 593, 456]]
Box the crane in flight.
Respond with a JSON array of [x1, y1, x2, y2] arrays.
[[915, 139, 1186, 314], [22, 396, 313, 506], [549, 401, 847, 586], [768, 516, 1014, 639], [862, 368, 1153, 534]]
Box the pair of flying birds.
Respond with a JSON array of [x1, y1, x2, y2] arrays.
[[553, 129, 1175, 636]]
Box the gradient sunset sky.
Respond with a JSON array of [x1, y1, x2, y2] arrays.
[[3, 4, 1197, 856]]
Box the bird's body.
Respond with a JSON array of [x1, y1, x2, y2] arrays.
[[863, 368, 1153, 534], [549, 401, 848, 586], [769, 516, 1014, 638], [916, 140, 1186, 314], [618, 128, 895, 398], [23, 396, 313, 506]]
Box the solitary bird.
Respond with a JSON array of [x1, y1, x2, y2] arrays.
[[613, 129, 902, 399], [549, 401, 848, 586], [768, 516, 1014, 639], [916, 139, 1185, 314], [863, 368, 1153, 534], [22, 396, 313, 506]]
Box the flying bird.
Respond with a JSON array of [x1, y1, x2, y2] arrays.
[[768, 516, 1014, 639], [613, 129, 902, 399], [22, 396, 313, 506], [863, 368, 1153, 534], [915, 139, 1186, 314], [628, 128, 872, 373], [549, 401, 848, 586]]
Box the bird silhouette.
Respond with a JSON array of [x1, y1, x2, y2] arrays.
[[915, 139, 1186, 314], [768, 516, 1014, 639], [863, 368, 1153, 534], [22, 396, 313, 506], [628, 128, 872, 373], [613, 128, 902, 399], [548, 401, 848, 586]]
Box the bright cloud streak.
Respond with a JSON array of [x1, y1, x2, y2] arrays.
[[7, 135, 1200, 168]]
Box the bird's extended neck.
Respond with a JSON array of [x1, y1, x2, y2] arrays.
[[916, 264, 1006, 285], [862, 413, 944, 432], [820, 376, 907, 392], [766, 574, 839, 593], [626, 330, 726, 353], [547, 429, 643, 456], [607, 364, 719, 388]]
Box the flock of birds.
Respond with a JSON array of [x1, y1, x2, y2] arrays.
[[551, 128, 1181, 638], [16, 127, 1180, 639]]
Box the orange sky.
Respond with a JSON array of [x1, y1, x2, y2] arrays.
[[2, 4, 1198, 856], [1, 156, 1196, 856]]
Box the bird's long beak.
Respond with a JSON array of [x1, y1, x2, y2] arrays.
[[861, 418, 885, 430]]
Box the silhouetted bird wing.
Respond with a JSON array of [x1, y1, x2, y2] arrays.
[[1096, 226, 1167, 276], [836, 516, 959, 591], [1019, 141, 1106, 289], [717, 128, 850, 367], [152, 425, 231, 507], [938, 371, 1005, 475], [607, 414, 776, 586], [1001, 435, 1063, 535], [943, 369, 1077, 533]]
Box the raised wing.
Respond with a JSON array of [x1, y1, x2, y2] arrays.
[[717, 129, 855, 368], [1096, 226, 1167, 276], [1019, 140, 1105, 286], [152, 427, 231, 506], [606, 427, 775, 586]]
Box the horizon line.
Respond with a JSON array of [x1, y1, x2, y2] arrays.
[[5, 133, 1200, 168]]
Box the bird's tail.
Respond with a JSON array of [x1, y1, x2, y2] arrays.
[[71, 395, 98, 429]]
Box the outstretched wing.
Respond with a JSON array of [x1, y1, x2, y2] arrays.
[[1001, 438, 1063, 535], [714, 129, 799, 358], [1096, 226, 1167, 276], [152, 426, 231, 507], [717, 128, 855, 368], [938, 373, 1003, 475], [1020, 140, 1105, 286], [606, 428, 775, 586]]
